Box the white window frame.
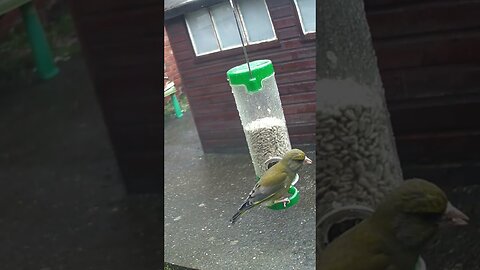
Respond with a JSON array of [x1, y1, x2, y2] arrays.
[[236, 0, 277, 45], [185, 0, 277, 56], [184, 9, 221, 56], [293, 0, 316, 35], [209, 5, 244, 51]]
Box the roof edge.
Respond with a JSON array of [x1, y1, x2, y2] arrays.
[[165, 0, 227, 20]]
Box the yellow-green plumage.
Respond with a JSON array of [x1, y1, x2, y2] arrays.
[[317, 178, 469, 270], [230, 149, 312, 224]]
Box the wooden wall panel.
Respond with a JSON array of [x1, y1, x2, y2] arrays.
[[365, 0, 480, 170], [382, 65, 480, 101], [68, 0, 163, 193], [367, 1, 480, 39]]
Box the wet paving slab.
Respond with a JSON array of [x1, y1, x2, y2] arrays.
[[0, 56, 163, 270], [164, 111, 316, 270]]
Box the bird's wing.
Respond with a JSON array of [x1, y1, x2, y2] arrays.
[[318, 223, 396, 270], [260, 166, 291, 188], [247, 171, 289, 205], [318, 246, 392, 270]]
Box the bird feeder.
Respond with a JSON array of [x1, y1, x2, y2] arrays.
[[316, 80, 404, 248], [227, 59, 299, 210]]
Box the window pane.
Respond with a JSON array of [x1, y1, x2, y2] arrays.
[[296, 0, 316, 33], [185, 9, 219, 55], [210, 3, 244, 49], [237, 0, 275, 43]]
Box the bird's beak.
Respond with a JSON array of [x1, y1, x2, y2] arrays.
[[442, 202, 469, 226], [304, 156, 313, 165]]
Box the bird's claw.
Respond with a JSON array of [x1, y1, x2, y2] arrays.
[[274, 197, 291, 208]]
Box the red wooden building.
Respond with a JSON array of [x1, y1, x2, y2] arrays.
[[165, 0, 316, 153], [68, 0, 480, 193]]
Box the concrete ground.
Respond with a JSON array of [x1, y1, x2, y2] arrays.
[[164, 111, 316, 269], [0, 56, 162, 270]]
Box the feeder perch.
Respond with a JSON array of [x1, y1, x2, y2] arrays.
[[227, 59, 299, 210], [317, 205, 375, 250]]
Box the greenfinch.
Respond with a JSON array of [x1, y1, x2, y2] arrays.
[[230, 149, 312, 224], [317, 178, 469, 270]]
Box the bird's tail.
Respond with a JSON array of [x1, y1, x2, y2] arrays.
[[230, 200, 254, 225]]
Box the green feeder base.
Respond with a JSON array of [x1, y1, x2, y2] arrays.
[[267, 185, 300, 210], [254, 173, 300, 210], [256, 174, 300, 210]]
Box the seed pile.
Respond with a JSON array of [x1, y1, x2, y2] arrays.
[[244, 117, 291, 177], [316, 104, 403, 215]]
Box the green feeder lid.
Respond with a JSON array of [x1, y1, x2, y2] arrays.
[[226, 59, 274, 93]]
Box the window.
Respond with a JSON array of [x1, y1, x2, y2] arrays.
[[185, 9, 219, 55], [185, 0, 276, 56], [294, 0, 315, 34], [236, 0, 276, 43], [210, 3, 244, 49]]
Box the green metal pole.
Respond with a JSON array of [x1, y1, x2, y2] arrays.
[[171, 94, 183, 119], [20, 2, 59, 80]]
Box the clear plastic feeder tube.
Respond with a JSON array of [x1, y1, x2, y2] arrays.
[[316, 79, 403, 218], [227, 60, 292, 177]]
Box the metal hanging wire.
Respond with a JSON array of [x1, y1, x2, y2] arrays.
[[229, 0, 253, 79]]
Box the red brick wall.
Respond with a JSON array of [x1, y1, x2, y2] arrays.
[[164, 27, 182, 95]]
